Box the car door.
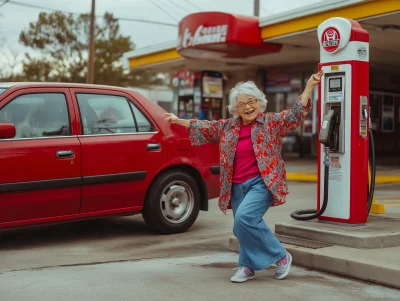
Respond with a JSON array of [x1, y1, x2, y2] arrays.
[[71, 89, 167, 213], [0, 88, 81, 224]]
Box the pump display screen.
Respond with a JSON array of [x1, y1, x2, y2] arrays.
[[329, 77, 342, 92]]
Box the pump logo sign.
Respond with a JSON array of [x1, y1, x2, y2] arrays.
[[321, 27, 341, 53]]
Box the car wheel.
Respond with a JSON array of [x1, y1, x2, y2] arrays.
[[142, 171, 200, 234]]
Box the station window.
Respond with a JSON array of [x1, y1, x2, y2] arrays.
[[369, 93, 381, 131], [396, 97, 400, 124], [382, 95, 395, 132]]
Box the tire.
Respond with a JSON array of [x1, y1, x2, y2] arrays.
[[142, 171, 200, 234]]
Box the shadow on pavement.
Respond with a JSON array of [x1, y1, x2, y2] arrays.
[[0, 215, 159, 250]]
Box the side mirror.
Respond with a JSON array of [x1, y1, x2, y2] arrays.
[[0, 123, 16, 139]]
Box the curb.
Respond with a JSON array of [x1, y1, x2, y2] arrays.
[[275, 220, 400, 249], [286, 173, 317, 182], [286, 172, 400, 184], [228, 236, 400, 289]]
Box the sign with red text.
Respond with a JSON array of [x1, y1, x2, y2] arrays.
[[178, 24, 228, 49]]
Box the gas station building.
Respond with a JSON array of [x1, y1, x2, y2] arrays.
[[124, 0, 400, 158]]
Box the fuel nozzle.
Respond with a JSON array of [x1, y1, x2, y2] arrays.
[[319, 109, 335, 147], [333, 107, 341, 123]]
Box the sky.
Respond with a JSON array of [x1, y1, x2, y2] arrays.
[[0, 0, 326, 71]]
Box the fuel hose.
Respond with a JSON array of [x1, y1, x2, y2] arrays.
[[290, 130, 376, 221], [367, 129, 376, 216], [290, 146, 331, 220]]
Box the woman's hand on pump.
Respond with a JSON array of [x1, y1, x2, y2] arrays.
[[306, 70, 324, 89], [300, 70, 324, 107]]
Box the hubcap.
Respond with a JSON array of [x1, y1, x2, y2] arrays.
[[160, 181, 194, 224]]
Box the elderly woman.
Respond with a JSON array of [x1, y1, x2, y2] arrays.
[[165, 70, 323, 283]]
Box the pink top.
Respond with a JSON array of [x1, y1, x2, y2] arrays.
[[232, 122, 260, 183]]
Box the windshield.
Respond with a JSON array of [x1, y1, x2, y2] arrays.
[[0, 88, 7, 95]]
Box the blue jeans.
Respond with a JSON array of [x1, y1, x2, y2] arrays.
[[232, 175, 286, 270]]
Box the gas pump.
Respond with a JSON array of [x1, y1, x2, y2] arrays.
[[291, 17, 376, 224]]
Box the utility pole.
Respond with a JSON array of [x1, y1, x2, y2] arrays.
[[87, 0, 95, 84], [254, 0, 260, 17]]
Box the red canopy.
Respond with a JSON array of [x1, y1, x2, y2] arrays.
[[177, 12, 282, 59]]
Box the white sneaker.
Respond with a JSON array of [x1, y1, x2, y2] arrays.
[[275, 252, 292, 280], [231, 267, 255, 283]]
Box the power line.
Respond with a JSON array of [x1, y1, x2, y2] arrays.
[[9, 0, 73, 14], [183, 0, 203, 11], [117, 17, 177, 27], [169, 0, 191, 15], [0, 0, 10, 9], [149, 0, 186, 21], [8, 0, 178, 27], [149, 0, 179, 22]]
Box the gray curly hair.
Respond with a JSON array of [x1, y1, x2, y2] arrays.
[[227, 81, 268, 117]]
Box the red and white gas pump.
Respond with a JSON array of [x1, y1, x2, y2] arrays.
[[291, 17, 376, 224]]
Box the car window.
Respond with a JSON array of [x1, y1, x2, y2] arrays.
[[129, 102, 154, 132], [0, 93, 70, 139], [77, 93, 137, 135]]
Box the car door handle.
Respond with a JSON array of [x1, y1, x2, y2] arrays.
[[146, 143, 161, 151], [56, 150, 74, 158]]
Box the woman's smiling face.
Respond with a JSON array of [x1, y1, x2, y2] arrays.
[[236, 94, 260, 125]]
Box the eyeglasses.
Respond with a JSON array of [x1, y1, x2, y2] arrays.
[[237, 98, 257, 110]]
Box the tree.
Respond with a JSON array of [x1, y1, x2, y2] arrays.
[[21, 55, 53, 82], [94, 13, 134, 85], [0, 48, 23, 81], [19, 11, 133, 85]]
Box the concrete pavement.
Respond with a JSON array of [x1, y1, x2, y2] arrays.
[[0, 182, 319, 274], [227, 177, 400, 289], [1, 253, 399, 301], [230, 220, 400, 289], [230, 238, 400, 290], [2, 182, 399, 295], [230, 211, 400, 289]]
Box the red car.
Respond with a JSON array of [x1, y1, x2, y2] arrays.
[[0, 83, 220, 234]]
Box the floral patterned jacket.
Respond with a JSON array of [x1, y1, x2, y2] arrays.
[[188, 96, 312, 214]]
